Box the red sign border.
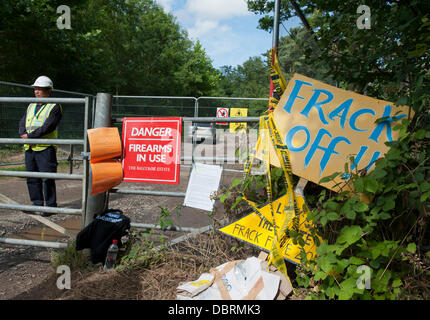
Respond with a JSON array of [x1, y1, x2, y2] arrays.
[[121, 117, 182, 184], [216, 107, 229, 125]]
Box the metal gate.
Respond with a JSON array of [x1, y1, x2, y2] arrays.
[[0, 93, 264, 249], [0, 96, 91, 248], [110, 95, 262, 235]]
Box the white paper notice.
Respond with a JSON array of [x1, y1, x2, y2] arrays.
[[183, 163, 223, 211]]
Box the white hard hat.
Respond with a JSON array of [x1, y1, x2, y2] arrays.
[[31, 76, 53, 89]]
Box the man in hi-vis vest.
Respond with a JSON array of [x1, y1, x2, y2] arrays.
[[18, 76, 63, 217]]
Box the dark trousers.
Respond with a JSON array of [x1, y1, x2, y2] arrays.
[[25, 146, 58, 207]]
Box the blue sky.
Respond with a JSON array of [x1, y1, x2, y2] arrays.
[[155, 0, 300, 69]]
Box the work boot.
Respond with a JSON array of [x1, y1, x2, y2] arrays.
[[40, 212, 54, 217]]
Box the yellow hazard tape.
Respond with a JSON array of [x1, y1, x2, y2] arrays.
[[237, 52, 319, 283], [241, 113, 300, 280], [269, 49, 287, 112]]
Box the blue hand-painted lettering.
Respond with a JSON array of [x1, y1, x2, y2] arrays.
[[281, 79, 408, 176], [300, 89, 333, 124]]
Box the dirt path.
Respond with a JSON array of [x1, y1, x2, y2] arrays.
[[0, 152, 241, 299]]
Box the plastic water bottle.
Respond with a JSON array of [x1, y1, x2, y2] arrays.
[[104, 239, 118, 271]]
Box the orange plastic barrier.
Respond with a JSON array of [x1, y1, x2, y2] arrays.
[[87, 127, 123, 195], [87, 127, 122, 163], [90, 160, 123, 195]]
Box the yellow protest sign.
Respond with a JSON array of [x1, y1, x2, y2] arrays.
[[229, 108, 248, 133], [257, 73, 412, 192], [219, 193, 320, 265]]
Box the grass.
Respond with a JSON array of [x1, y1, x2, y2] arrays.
[[50, 240, 93, 271], [48, 229, 264, 300]]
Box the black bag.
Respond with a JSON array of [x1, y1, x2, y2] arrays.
[[76, 209, 131, 264]]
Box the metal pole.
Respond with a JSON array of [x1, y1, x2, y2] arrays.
[[113, 116, 260, 123], [81, 96, 90, 228], [130, 222, 200, 232], [194, 97, 199, 117], [83, 93, 112, 227], [269, 0, 281, 113], [110, 189, 186, 197], [0, 97, 85, 104], [0, 203, 81, 215], [0, 237, 68, 249], [273, 0, 281, 49], [0, 138, 84, 145], [0, 170, 83, 179]]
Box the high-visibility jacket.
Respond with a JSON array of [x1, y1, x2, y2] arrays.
[[24, 103, 61, 151]]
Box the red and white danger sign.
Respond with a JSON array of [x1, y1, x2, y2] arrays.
[[216, 107, 229, 125], [121, 117, 182, 184]]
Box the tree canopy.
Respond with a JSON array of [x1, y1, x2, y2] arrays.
[[243, 0, 430, 300], [0, 0, 219, 96]]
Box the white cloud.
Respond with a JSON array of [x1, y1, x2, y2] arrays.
[[188, 20, 219, 39], [155, 0, 274, 68], [176, 0, 250, 38], [155, 0, 174, 12], [185, 0, 249, 21]]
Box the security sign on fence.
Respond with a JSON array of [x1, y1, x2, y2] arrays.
[[229, 108, 248, 133], [122, 117, 182, 184], [216, 107, 229, 125]]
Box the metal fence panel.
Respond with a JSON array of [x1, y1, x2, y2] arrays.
[[196, 96, 268, 118], [112, 96, 197, 135], [0, 81, 94, 144]]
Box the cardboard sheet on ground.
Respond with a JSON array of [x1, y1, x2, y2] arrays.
[[229, 108, 248, 133], [183, 163, 223, 212], [90, 160, 123, 195], [87, 127, 122, 163], [177, 257, 282, 300], [219, 192, 320, 265], [256, 73, 412, 192]]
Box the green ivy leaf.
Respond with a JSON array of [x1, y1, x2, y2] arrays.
[[349, 257, 364, 265], [320, 257, 333, 273], [337, 225, 363, 246], [379, 212, 391, 220], [327, 211, 339, 221], [406, 242, 416, 253], [365, 178, 379, 193], [370, 259, 380, 268], [414, 129, 426, 139], [392, 279, 403, 288], [371, 168, 387, 179], [231, 178, 242, 187], [320, 216, 328, 226], [314, 270, 328, 281], [353, 202, 369, 213], [420, 181, 430, 192], [338, 288, 354, 300], [371, 247, 381, 259], [325, 200, 340, 211], [325, 286, 336, 299], [383, 198, 396, 211], [421, 191, 430, 202], [319, 172, 341, 184], [354, 178, 365, 193], [345, 210, 356, 220], [232, 195, 244, 209]]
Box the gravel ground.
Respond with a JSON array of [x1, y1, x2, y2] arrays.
[[0, 149, 242, 299]]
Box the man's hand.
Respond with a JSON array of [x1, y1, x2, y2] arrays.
[[21, 134, 28, 139]]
